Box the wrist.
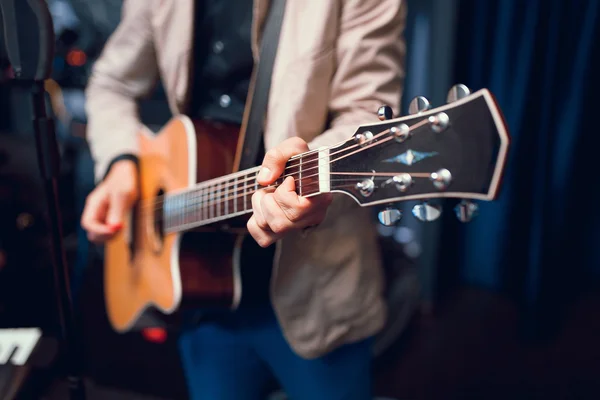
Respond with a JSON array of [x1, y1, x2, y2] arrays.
[[103, 154, 139, 181]]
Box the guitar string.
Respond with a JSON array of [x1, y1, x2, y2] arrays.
[[144, 129, 397, 215], [143, 120, 428, 220], [145, 125, 429, 226], [159, 178, 411, 231], [145, 118, 430, 213], [160, 126, 395, 202], [151, 117, 429, 208], [155, 172, 435, 229], [157, 174, 430, 211]]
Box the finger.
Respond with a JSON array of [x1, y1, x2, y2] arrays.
[[257, 137, 309, 185], [251, 188, 270, 231], [106, 190, 132, 227], [81, 191, 115, 236], [273, 176, 306, 223], [273, 177, 332, 224], [247, 215, 278, 248], [260, 192, 294, 234]]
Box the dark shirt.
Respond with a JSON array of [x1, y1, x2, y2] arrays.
[[188, 0, 254, 124], [189, 0, 274, 307]]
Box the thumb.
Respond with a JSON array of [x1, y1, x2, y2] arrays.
[[106, 192, 129, 227]]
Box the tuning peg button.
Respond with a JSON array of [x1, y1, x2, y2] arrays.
[[354, 130, 374, 146], [391, 123, 410, 143], [408, 96, 431, 115], [356, 179, 375, 197], [430, 168, 452, 191], [412, 202, 442, 222], [428, 112, 450, 133], [378, 105, 394, 121], [378, 207, 402, 226], [454, 200, 479, 222], [447, 84, 471, 103]]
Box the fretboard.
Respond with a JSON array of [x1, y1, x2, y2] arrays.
[[162, 150, 324, 233]]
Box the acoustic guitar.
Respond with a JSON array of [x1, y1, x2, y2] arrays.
[[104, 86, 510, 332]]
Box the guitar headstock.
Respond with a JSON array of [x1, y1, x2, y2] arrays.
[[329, 85, 510, 224]]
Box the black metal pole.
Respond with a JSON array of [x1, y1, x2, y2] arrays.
[[0, 0, 86, 397], [28, 79, 86, 399]]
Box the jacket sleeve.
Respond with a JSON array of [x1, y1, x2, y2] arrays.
[[308, 0, 407, 149], [85, 0, 159, 182]]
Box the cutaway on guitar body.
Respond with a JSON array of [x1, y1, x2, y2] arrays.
[[104, 116, 242, 332]]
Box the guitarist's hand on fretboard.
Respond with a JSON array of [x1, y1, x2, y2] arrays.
[[247, 137, 333, 248]]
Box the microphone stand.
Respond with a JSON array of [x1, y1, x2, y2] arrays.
[[1, 1, 86, 398]]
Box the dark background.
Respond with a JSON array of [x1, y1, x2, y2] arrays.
[[1, 0, 599, 399]]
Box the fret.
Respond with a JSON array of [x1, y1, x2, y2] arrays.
[[217, 182, 222, 218], [171, 194, 177, 229], [209, 185, 214, 220], [187, 191, 192, 225], [233, 177, 238, 214], [194, 188, 200, 223], [224, 180, 228, 216], [243, 176, 248, 211], [253, 174, 258, 212], [299, 156, 303, 196], [174, 195, 181, 226], [294, 152, 321, 196], [181, 192, 185, 226], [202, 186, 207, 222], [285, 159, 300, 195]]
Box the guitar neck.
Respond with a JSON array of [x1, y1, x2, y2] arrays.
[[162, 149, 325, 233]]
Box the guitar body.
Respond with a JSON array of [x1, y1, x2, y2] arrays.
[[104, 116, 243, 332]]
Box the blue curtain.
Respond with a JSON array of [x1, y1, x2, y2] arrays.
[[444, 0, 600, 338]]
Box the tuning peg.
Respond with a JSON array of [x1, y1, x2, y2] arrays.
[[430, 168, 452, 191], [428, 112, 450, 133], [446, 84, 471, 103], [378, 105, 394, 121], [412, 202, 442, 222], [408, 96, 431, 115], [392, 173, 413, 192], [378, 207, 402, 226], [356, 179, 375, 197], [454, 200, 479, 222]]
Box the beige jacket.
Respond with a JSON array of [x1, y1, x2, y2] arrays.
[[85, 0, 407, 358]]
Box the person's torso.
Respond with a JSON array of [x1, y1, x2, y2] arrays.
[[145, 0, 386, 358], [185, 0, 274, 307], [187, 0, 254, 124], [149, 0, 338, 150]]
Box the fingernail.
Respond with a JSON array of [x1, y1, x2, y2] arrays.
[[109, 223, 122, 231], [257, 167, 271, 182]]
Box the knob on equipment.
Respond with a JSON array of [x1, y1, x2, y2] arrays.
[[378, 207, 402, 226], [446, 84, 471, 103], [412, 202, 442, 222], [378, 105, 394, 121], [408, 96, 431, 115], [454, 200, 479, 222]]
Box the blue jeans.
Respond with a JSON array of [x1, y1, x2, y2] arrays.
[[178, 303, 373, 400]]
